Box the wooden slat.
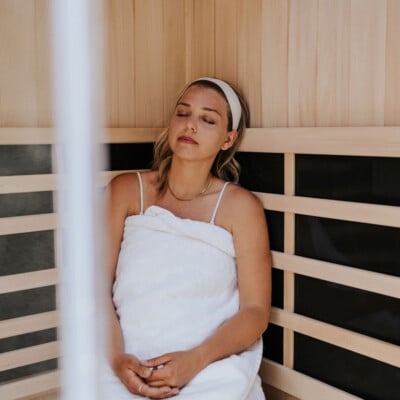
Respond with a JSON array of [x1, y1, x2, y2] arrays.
[[0, 174, 57, 194], [0, 170, 140, 194], [0, 214, 57, 235], [0, 128, 55, 144], [349, 0, 386, 126], [134, 0, 164, 127], [0, 311, 59, 340], [0, 370, 60, 400], [261, 0, 289, 127], [270, 308, 400, 368], [272, 251, 400, 300], [106, 127, 162, 143], [316, 0, 350, 126], [2, 127, 400, 158], [257, 193, 400, 228], [0, 341, 59, 372], [260, 359, 362, 400], [105, 0, 135, 126], [237, 0, 262, 126], [0, 269, 58, 294], [240, 127, 400, 156], [385, 0, 400, 125], [287, 0, 319, 127]]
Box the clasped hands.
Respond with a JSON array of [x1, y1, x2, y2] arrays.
[[113, 349, 204, 399]]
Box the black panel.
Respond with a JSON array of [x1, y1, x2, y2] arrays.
[[296, 155, 400, 206], [0, 192, 53, 218], [295, 215, 400, 277], [0, 286, 56, 320], [0, 329, 57, 353], [237, 152, 284, 194], [295, 275, 400, 345], [108, 143, 154, 171], [263, 324, 283, 364], [0, 359, 58, 383], [265, 210, 283, 252], [0, 145, 52, 175], [294, 334, 400, 400], [0, 231, 55, 276]]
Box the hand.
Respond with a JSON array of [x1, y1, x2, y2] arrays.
[[141, 350, 204, 389], [112, 353, 179, 398]]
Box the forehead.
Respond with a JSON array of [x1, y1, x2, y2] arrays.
[[178, 85, 229, 112]]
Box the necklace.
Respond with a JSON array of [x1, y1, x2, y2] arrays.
[[167, 175, 213, 201]]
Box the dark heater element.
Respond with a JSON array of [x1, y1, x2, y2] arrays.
[[108, 143, 154, 171], [0, 145, 52, 176], [296, 155, 400, 206]]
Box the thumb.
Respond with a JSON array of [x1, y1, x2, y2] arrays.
[[129, 360, 153, 379]]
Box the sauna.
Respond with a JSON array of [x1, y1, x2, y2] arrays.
[[1, 1, 399, 399]]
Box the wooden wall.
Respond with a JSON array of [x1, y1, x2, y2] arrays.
[[0, 0, 399, 128], [1, 1, 399, 400]]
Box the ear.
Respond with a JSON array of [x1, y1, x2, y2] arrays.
[[221, 130, 238, 151]]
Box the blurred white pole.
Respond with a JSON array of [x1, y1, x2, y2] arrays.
[[52, 1, 106, 400]]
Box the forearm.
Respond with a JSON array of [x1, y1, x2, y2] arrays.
[[107, 298, 125, 366], [194, 305, 269, 369]]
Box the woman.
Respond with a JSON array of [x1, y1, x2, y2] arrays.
[[105, 78, 271, 399]]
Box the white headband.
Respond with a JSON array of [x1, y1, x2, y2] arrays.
[[191, 77, 242, 130]]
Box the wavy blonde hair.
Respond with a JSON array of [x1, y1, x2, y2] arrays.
[[152, 79, 250, 193]]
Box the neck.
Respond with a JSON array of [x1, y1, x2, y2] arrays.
[[167, 159, 213, 201]]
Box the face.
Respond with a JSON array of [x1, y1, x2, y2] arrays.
[[168, 84, 238, 163]]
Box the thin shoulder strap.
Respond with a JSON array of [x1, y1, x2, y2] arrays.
[[210, 182, 230, 224], [136, 171, 144, 215]]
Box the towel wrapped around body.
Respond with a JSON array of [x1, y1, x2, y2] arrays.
[[103, 205, 264, 399]]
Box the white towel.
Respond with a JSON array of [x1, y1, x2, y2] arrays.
[[106, 205, 264, 399]]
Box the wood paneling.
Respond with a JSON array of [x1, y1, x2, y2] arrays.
[[1, 0, 399, 128]]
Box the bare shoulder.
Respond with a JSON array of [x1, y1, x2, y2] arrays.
[[108, 172, 139, 215], [224, 184, 266, 227]]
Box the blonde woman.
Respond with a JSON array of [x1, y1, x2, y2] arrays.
[[105, 78, 271, 399]]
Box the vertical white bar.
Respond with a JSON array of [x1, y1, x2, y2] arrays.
[[52, 1, 106, 400]]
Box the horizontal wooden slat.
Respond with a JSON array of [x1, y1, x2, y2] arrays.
[[2, 127, 400, 157], [0, 370, 60, 400], [270, 308, 400, 368], [0, 269, 58, 294], [257, 193, 400, 228], [242, 127, 400, 156], [0, 341, 59, 372], [106, 127, 162, 143], [0, 128, 55, 144], [0, 170, 140, 194], [0, 174, 58, 194], [260, 359, 362, 400], [0, 214, 57, 235], [272, 251, 400, 299], [0, 311, 59, 339]]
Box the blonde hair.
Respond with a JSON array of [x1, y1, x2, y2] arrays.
[[152, 79, 250, 193]]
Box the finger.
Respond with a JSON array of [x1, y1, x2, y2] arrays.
[[146, 380, 167, 388], [127, 361, 153, 379], [141, 354, 171, 368], [142, 384, 179, 399], [146, 367, 169, 383]]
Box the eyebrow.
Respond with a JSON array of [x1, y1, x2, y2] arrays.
[[177, 102, 222, 117]]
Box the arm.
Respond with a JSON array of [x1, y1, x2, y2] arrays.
[[106, 174, 178, 398], [144, 187, 271, 388]]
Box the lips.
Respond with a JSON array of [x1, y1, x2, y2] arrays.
[[178, 136, 198, 144]]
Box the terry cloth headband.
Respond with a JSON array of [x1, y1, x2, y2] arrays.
[[192, 77, 242, 130]]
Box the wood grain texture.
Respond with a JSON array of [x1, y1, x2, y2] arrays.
[[385, 0, 400, 125], [261, 0, 289, 127], [237, 0, 262, 127], [105, 0, 136, 126], [349, 0, 386, 126]]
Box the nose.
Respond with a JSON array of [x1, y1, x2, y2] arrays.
[[187, 118, 197, 133]]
